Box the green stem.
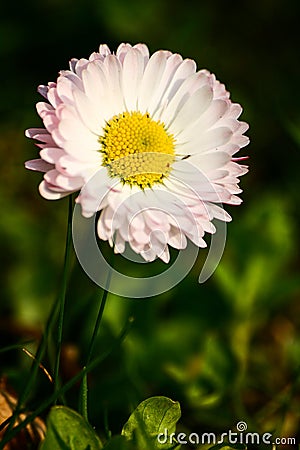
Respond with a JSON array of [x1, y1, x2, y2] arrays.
[[79, 253, 114, 420], [0, 318, 132, 449], [3, 263, 60, 436], [1, 196, 73, 445], [103, 407, 111, 440], [53, 195, 74, 401]]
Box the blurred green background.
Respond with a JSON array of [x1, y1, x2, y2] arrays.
[[1, 0, 300, 447]]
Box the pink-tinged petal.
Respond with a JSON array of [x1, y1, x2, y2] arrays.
[[116, 43, 133, 64], [74, 58, 90, 77], [25, 159, 54, 172], [69, 58, 78, 72], [47, 85, 62, 108], [206, 73, 230, 100], [236, 121, 249, 134], [25, 128, 56, 146], [39, 147, 65, 163], [44, 169, 83, 191], [133, 43, 150, 66], [59, 70, 84, 91], [25, 127, 48, 138], [99, 44, 111, 57], [232, 156, 249, 162], [227, 194, 243, 205], [231, 134, 250, 148], [37, 85, 49, 99], [36, 102, 55, 118], [228, 102, 243, 119], [89, 52, 102, 62], [39, 180, 70, 200]]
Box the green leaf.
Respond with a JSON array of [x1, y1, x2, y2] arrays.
[[209, 444, 246, 450], [40, 406, 103, 450], [121, 396, 181, 449], [103, 435, 132, 450]]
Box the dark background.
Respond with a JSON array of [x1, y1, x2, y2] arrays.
[[1, 0, 300, 446]]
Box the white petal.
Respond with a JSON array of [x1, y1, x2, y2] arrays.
[[122, 48, 145, 111], [206, 202, 232, 222], [137, 51, 171, 113], [56, 76, 77, 105], [167, 85, 213, 135], [168, 228, 187, 249], [160, 72, 209, 128], [72, 88, 103, 134], [131, 228, 150, 245], [58, 118, 99, 152], [103, 55, 125, 115], [179, 99, 229, 140], [157, 58, 197, 113], [179, 127, 233, 155], [158, 245, 170, 263], [146, 53, 183, 116], [114, 232, 126, 254], [189, 151, 231, 171], [81, 65, 109, 129]]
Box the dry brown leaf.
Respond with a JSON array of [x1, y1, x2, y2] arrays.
[[0, 378, 46, 450]]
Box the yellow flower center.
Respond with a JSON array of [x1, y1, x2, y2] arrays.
[[100, 111, 175, 189]]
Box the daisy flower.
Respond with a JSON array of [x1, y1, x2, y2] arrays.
[[25, 43, 249, 263]]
